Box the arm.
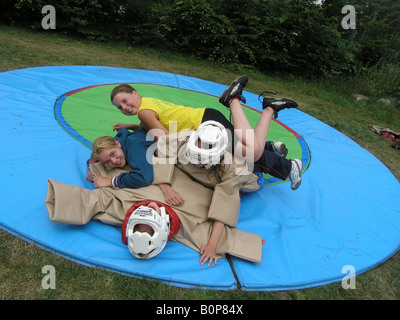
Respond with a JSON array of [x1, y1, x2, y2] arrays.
[[158, 183, 185, 206], [93, 169, 153, 189], [199, 220, 225, 267], [86, 158, 98, 182], [205, 163, 242, 228], [115, 165, 153, 189], [138, 109, 169, 140], [86, 168, 94, 182], [206, 156, 259, 228], [113, 123, 141, 132], [93, 176, 112, 188], [152, 134, 180, 185], [153, 135, 187, 204], [91, 157, 153, 189]]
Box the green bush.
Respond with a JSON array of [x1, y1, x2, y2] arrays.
[[158, 0, 239, 64], [1, 0, 398, 81], [9, 0, 162, 43], [244, 0, 357, 76]]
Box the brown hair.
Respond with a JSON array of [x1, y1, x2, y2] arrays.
[[110, 84, 136, 103]]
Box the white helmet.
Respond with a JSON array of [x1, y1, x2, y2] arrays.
[[125, 205, 170, 259], [186, 120, 229, 168]]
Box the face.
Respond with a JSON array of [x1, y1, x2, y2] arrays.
[[98, 141, 126, 168], [135, 202, 162, 236], [112, 91, 141, 116]]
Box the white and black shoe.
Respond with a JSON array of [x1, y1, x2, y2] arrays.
[[219, 75, 248, 107], [289, 159, 302, 190], [259, 91, 298, 118]]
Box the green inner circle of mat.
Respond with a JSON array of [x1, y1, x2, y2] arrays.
[[59, 83, 305, 185]]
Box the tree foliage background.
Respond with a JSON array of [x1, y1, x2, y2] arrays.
[[1, 0, 399, 99]]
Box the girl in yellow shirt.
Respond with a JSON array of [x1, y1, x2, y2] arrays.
[[110, 76, 297, 163]]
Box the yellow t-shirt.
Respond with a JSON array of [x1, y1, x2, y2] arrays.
[[138, 97, 205, 132]]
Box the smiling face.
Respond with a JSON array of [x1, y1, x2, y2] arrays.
[[112, 91, 141, 116], [97, 140, 126, 168]]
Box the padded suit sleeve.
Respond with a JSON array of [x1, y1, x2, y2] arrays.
[[207, 158, 260, 228], [152, 134, 179, 185]]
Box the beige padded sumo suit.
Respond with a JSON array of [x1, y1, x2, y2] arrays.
[[45, 151, 263, 262]]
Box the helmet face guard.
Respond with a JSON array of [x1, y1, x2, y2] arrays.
[[125, 205, 170, 259], [186, 120, 229, 168]]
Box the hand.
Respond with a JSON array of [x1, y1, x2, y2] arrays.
[[86, 168, 94, 182], [199, 244, 218, 267], [113, 123, 140, 131], [199, 220, 224, 266], [159, 184, 185, 206], [93, 176, 111, 188], [113, 123, 125, 131]]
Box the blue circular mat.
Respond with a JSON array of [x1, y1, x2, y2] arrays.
[[1, 66, 399, 291]]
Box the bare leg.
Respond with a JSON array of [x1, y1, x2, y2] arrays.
[[229, 98, 274, 162]]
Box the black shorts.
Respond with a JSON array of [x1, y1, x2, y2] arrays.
[[201, 108, 234, 132]]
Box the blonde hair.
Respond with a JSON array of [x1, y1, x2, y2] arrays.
[[110, 84, 136, 103], [91, 136, 118, 159]]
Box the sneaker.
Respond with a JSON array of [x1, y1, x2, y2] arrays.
[[219, 75, 248, 107], [259, 92, 298, 118], [271, 141, 288, 158], [288, 159, 302, 190]]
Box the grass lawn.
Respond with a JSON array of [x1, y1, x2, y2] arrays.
[[1, 25, 399, 300]]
